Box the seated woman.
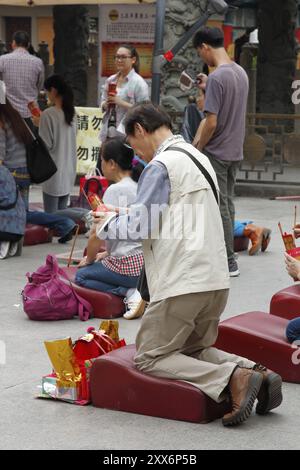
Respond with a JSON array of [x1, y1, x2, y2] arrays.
[[75, 138, 144, 319], [0, 163, 26, 258]]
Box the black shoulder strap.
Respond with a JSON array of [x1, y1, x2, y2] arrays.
[[166, 146, 219, 205]]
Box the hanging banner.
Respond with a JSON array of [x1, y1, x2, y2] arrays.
[[99, 3, 155, 43], [99, 3, 155, 83], [75, 107, 103, 175]]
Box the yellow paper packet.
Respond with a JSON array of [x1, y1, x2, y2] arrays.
[[99, 320, 119, 341], [44, 337, 81, 388]]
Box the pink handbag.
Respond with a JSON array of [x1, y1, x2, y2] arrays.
[[22, 254, 92, 321]]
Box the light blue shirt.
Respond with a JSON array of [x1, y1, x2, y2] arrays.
[[97, 136, 187, 242]]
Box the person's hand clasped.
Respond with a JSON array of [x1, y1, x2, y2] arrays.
[[107, 95, 124, 107], [285, 252, 300, 281], [78, 256, 94, 268]]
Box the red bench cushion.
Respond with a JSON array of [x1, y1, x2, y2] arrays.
[[90, 344, 231, 423], [61, 266, 125, 319], [23, 224, 53, 246], [234, 236, 249, 252], [270, 285, 300, 320], [214, 311, 300, 383]]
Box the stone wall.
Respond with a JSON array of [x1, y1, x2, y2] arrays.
[[161, 0, 208, 115], [256, 0, 297, 114]]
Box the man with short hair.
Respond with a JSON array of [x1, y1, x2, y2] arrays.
[[0, 31, 44, 119], [94, 103, 282, 427], [193, 26, 249, 277]]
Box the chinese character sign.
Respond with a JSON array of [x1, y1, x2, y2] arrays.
[[75, 107, 103, 175]]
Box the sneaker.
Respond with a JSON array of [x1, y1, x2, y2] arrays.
[[123, 289, 146, 320], [58, 226, 76, 244], [123, 299, 148, 320], [0, 241, 10, 259], [8, 241, 19, 257], [228, 259, 240, 277]]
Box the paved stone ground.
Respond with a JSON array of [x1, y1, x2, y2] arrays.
[[0, 187, 299, 450]]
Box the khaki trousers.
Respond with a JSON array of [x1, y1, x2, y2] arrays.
[[134, 290, 255, 403]]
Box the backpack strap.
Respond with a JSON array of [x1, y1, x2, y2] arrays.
[[166, 145, 219, 205], [56, 260, 92, 321]]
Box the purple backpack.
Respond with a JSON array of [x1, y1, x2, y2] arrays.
[[22, 254, 92, 321]]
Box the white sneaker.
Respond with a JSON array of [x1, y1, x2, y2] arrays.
[[8, 241, 19, 257], [123, 289, 146, 320], [0, 241, 10, 259]]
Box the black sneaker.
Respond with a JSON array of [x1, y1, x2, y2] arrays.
[[228, 259, 240, 277], [58, 226, 76, 244]]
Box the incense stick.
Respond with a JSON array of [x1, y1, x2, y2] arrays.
[[278, 222, 284, 238], [294, 205, 297, 228], [67, 225, 80, 267], [81, 187, 92, 207]]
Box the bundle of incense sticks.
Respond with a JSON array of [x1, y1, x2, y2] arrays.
[[278, 222, 296, 251], [81, 187, 103, 209]]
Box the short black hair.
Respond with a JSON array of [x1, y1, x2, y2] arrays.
[[13, 31, 30, 48], [125, 102, 172, 136], [193, 27, 224, 49]]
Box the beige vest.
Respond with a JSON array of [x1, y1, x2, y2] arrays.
[[142, 142, 230, 302]]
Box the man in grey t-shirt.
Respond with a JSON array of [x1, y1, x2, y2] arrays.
[[193, 27, 249, 277]]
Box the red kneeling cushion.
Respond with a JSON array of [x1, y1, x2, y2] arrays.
[[270, 285, 300, 320], [61, 266, 125, 319], [234, 236, 249, 252], [90, 344, 231, 423], [23, 224, 53, 246], [214, 311, 300, 383]]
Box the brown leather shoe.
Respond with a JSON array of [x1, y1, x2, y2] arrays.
[[243, 224, 271, 256], [222, 367, 263, 426], [261, 230, 271, 252], [253, 364, 283, 415]]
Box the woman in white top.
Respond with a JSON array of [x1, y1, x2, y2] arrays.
[[76, 138, 145, 319], [100, 45, 149, 142], [36, 75, 77, 213]]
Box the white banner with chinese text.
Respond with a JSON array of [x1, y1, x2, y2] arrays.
[[76, 107, 103, 175]]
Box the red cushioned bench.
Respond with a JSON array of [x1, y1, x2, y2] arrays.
[[23, 224, 53, 246], [90, 344, 231, 423], [234, 236, 249, 252], [214, 311, 300, 383], [270, 285, 300, 320], [61, 266, 125, 319]]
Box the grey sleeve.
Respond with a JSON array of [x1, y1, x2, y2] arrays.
[[39, 111, 54, 151], [204, 76, 223, 116], [98, 161, 170, 242]]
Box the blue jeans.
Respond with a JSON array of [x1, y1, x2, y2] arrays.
[[26, 211, 76, 238], [234, 220, 253, 237], [286, 317, 300, 343], [75, 261, 139, 297]]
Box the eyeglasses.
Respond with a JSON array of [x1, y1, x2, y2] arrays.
[[114, 55, 132, 61]]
